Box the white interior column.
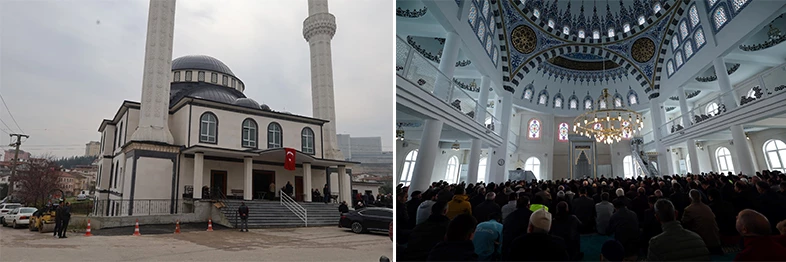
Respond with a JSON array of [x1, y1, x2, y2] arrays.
[[489, 91, 513, 182], [677, 86, 692, 128], [686, 139, 700, 174], [193, 152, 204, 199], [650, 103, 668, 176], [467, 140, 482, 183], [730, 125, 755, 175], [713, 57, 739, 108], [243, 157, 252, 201], [303, 162, 312, 202], [338, 165, 350, 205], [476, 76, 491, 122], [410, 119, 444, 193], [467, 76, 492, 184], [433, 31, 461, 99]]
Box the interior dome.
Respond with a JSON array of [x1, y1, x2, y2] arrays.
[[172, 55, 235, 77]]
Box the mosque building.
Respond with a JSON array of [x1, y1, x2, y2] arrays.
[[94, 0, 355, 217], [397, 0, 786, 191]]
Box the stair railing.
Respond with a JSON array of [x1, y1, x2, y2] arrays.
[[280, 189, 308, 227], [631, 138, 660, 177]]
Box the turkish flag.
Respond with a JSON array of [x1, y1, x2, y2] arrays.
[[284, 148, 296, 171]]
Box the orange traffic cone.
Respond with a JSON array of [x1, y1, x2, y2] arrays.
[[133, 219, 141, 236], [174, 220, 181, 234], [206, 219, 214, 232], [84, 219, 93, 237]]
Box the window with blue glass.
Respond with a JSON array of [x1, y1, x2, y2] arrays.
[[468, 5, 477, 27], [713, 6, 728, 30], [685, 40, 694, 58], [680, 21, 689, 39], [667, 60, 675, 76], [485, 36, 492, 53], [689, 5, 699, 27], [732, 0, 749, 12], [675, 51, 683, 67], [695, 28, 706, 47], [672, 35, 679, 51]]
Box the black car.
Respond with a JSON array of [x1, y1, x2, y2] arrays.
[[339, 207, 392, 234]]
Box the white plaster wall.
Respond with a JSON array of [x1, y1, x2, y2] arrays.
[[134, 157, 174, 200], [169, 105, 190, 146], [552, 116, 572, 180], [748, 128, 786, 171], [516, 112, 553, 180], [610, 142, 632, 178], [431, 149, 466, 184], [125, 108, 140, 145], [187, 105, 323, 158], [101, 125, 116, 156], [121, 154, 131, 196], [705, 140, 739, 174]]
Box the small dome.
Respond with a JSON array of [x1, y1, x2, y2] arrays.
[[234, 98, 260, 109], [260, 104, 271, 111], [172, 55, 235, 77]]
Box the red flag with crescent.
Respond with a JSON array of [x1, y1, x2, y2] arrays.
[[284, 148, 296, 171]]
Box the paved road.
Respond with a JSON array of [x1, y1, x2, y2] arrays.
[[0, 224, 392, 261]]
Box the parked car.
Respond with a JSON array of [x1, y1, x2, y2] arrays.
[[0, 203, 22, 221], [339, 207, 393, 234], [1, 207, 37, 228], [76, 191, 88, 201]]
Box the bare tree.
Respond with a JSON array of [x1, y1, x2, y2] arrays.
[[11, 156, 64, 207]]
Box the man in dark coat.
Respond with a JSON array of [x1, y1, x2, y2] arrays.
[[755, 181, 786, 232], [323, 184, 330, 203], [707, 188, 736, 236], [237, 202, 249, 232], [54, 201, 63, 238], [285, 181, 294, 197], [338, 201, 349, 213], [58, 202, 71, 238], [427, 214, 478, 261], [607, 198, 639, 256], [631, 187, 650, 223], [405, 191, 422, 228], [502, 196, 532, 259], [474, 192, 501, 223], [572, 187, 596, 233], [403, 201, 451, 261]]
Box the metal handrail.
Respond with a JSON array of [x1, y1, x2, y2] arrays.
[[280, 190, 308, 227]]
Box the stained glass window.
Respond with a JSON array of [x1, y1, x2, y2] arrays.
[[707, 0, 718, 7], [667, 61, 675, 76], [629, 94, 638, 105], [622, 121, 632, 139], [539, 94, 547, 105], [638, 16, 646, 25], [524, 89, 533, 100], [685, 40, 694, 58], [579, 30, 585, 38], [558, 123, 569, 141], [608, 28, 615, 38], [548, 20, 555, 28], [585, 100, 592, 110], [732, 0, 748, 12], [468, 5, 477, 26], [570, 99, 578, 109], [482, 0, 490, 17], [623, 23, 631, 33], [555, 97, 563, 108], [713, 7, 728, 30], [477, 23, 486, 39], [486, 36, 493, 53], [680, 21, 689, 39], [489, 20, 496, 34], [689, 5, 699, 27], [672, 35, 679, 51], [614, 98, 623, 108], [533, 9, 540, 18], [695, 29, 706, 47], [599, 100, 607, 109], [593, 30, 600, 39], [528, 119, 541, 139], [676, 52, 683, 67], [563, 26, 570, 35]]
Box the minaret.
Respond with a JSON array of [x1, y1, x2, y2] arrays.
[[130, 0, 176, 144], [303, 0, 343, 160]]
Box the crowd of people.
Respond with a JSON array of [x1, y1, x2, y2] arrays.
[[396, 170, 786, 261]]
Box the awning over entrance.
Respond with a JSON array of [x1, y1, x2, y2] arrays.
[[181, 145, 359, 168]]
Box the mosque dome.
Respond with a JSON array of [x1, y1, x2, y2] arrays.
[[234, 98, 260, 109], [172, 55, 235, 77], [260, 104, 272, 111]]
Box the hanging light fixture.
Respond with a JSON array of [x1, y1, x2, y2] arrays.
[[451, 141, 461, 151], [572, 38, 643, 145], [396, 129, 405, 141]]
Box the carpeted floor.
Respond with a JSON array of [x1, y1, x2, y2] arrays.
[[579, 234, 740, 261]]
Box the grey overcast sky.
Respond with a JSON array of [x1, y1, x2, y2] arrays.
[[0, 0, 393, 158]]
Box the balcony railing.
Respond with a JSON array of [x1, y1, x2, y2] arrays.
[[397, 36, 501, 136], [659, 63, 786, 139]]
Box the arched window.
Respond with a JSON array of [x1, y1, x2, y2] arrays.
[[486, 36, 493, 53], [707, 0, 718, 7], [676, 52, 684, 67], [267, 122, 283, 148], [569, 98, 578, 109], [623, 23, 631, 33], [548, 19, 555, 28], [482, 0, 490, 17], [716, 147, 735, 173], [584, 99, 593, 110], [695, 29, 706, 47], [685, 40, 694, 58], [241, 119, 257, 148], [528, 118, 541, 140], [686, 154, 692, 173], [599, 99, 607, 109], [525, 157, 541, 180], [623, 155, 635, 179], [578, 30, 586, 38], [608, 28, 615, 38], [301, 127, 315, 154], [478, 157, 488, 183], [706, 102, 719, 116], [667, 60, 675, 76], [477, 23, 486, 39], [713, 7, 728, 30], [468, 5, 477, 27], [199, 112, 217, 143], [679, 21, 689, 40], [614, 97, 623, 108], [558, 122, 569, 142], [563, 26, 570, 35], [593, 30, 600, 39], [763, 139, 786, 172], [638, 16, 646, 25], [689, 5, 700, 27], [400, 150, 418, 186], [554, 97, 563, 108], [732, 0, 749, 12], [533, 9, 540, 18], [672, 35, 680, 51], [445, 156, 460, 183], [653, 2, 662, 13]]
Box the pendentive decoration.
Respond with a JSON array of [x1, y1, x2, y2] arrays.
[[631, 37, 656, 63], [511, 25, 537, 54]]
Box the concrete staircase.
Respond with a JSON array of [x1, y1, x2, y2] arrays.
[[219, 200, 340, 228]]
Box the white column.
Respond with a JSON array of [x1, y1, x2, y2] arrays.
[[467, 140, 482, 183], [243, 157, 252, 201], [650, 103, 668, 176], [304, 0, 343, 160], [489, 91, 513, 182], [410, 120, 444, 193], [303, 162, 313, 202], [731, 125, 755, 175], [338, 165, 350, 205], [713, 57, 739, 108], [193, 152, 204, 199], [130, 0, 176, 144], [677, 86, 692, 127], [686, 139, 700, 174], [475, 76, 492, 122], [468, 76, 492, 184], [433, 31, 461, 99]]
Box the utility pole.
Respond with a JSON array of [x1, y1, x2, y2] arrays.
[[8, 133, 28, 196]]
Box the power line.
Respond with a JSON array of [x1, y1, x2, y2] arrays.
[[0, 93, 23, 133], [0, 119, 13, 134]]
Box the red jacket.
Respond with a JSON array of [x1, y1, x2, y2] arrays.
[[734, 236, 786, 261]]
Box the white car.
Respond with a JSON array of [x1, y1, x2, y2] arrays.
[[1, 207, 37, 228], [0, 203, 21, 221]]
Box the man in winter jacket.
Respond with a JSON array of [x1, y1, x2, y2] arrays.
[[237, 202, 249, 232], [446, 187, 472, 219], [647, 199, 710, 261], [427, 214, 479, 261], [682, 189, 721, 254], [473, 212, 503, 261], [502, 196, 532, 259], [734, 209, 786, 261], [473, 192, 501, 223], [403, 201, 451, 261]]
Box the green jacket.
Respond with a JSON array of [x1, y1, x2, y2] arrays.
[[647, 221, 710, 261]]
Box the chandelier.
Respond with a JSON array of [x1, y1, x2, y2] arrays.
[[573, 88, 643, 144], [451, 141, 460, 151]]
